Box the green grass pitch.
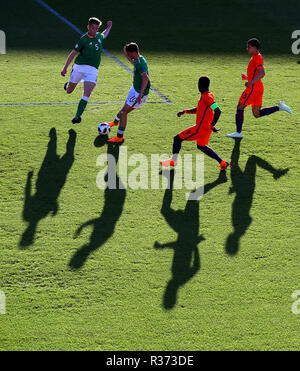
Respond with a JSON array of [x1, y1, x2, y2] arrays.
[[0, 0, 300, 350]]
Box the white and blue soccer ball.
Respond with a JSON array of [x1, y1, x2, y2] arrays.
[[98, 122, 111, 136]]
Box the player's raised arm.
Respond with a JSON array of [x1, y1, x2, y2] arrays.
[[102, 21, 112, 39], [61, 50, 78, 76]]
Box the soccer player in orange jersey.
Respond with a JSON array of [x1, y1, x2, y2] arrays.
[[160, 76, 229, 171], [227, 38, 292, 138]]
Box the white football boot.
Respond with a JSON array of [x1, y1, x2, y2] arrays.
[[226, 131, 243, 138], [278, 101, 292, 114]]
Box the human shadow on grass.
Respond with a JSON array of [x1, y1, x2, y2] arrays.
[[93, 134, 109, 148], [19, 128, 76, 248], [226, 138, 289, 256], [69, 143, 126, 269], [154, 169, 227, 310]]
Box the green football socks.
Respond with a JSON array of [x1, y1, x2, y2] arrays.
[[75, 96, 89, 118], [114, 113, 120, 124]]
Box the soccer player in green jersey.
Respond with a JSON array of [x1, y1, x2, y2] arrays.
[[61, 17, 112, 124], [107, 42, 150, 143]]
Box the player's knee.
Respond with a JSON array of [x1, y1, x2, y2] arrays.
[[253, 111, 260, 118]]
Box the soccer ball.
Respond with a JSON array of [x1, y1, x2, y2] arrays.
[[98, 122, 111, 136]]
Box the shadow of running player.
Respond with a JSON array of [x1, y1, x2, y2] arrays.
[[154, 169, 227, 310], [69, 143, 126, 269], [226, 138, 289, 256], [19, 128, 76, 248]]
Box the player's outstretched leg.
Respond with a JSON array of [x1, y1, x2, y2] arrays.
[[253, 102, 292, 118], [197, 145, 229, 171], [160, 135, 182, 167], [228, 101, 292, 137]]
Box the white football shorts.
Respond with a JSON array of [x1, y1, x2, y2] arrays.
[[125, 86, 149, 109], [69, 64, 98, 85]]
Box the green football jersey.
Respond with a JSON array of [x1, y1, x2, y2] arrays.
[[74, 32, 104, 70], [133, 56, 150, 96]]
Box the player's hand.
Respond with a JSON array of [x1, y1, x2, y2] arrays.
[[107, 20, 112, 28], [241, 74, 248, 80], [61, 67, 67, 77], [245, 81, 252, 88], [177, 110, 184, 117], [211, 125, 221, 133]]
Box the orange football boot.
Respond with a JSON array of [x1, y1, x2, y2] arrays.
[[108, 121, 119, 128], [160, 158, 177, 167], [107, 136, 124, 144]]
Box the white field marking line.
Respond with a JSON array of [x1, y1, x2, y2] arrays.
[[36, 0, 172, 104], [0, 101, 166, 107]]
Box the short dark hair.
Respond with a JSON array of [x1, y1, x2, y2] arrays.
[[247, 38, 260, 50], [125, 42, 139, 53], [198, 76, 210, 90], [88, 17, 102, 26]]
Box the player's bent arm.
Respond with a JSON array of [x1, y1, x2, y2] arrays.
[[247, 68, 265, 86], [210, 106, 222, 132], [211, 107, 221, 126], [102, 21, 112, 39], [61, 50, 78, 76]]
